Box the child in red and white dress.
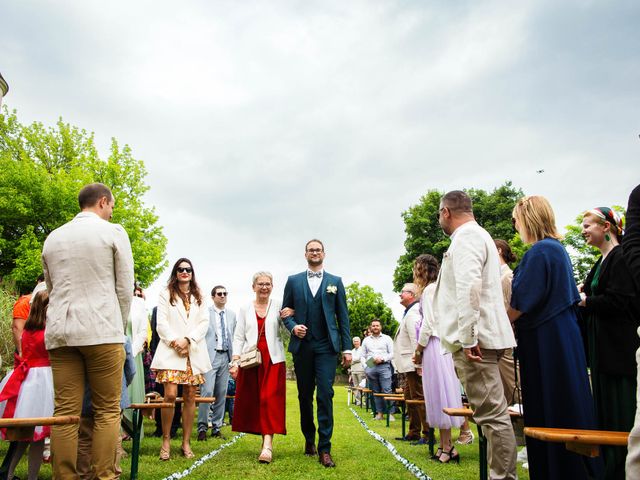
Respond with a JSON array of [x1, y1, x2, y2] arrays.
[[0, 290, 54, 480]]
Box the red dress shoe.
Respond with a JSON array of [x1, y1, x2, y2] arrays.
[[304, 442, 317, 456], [318, 452, 336, 467]]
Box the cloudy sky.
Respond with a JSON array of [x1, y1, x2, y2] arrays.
[[2, 0, 639, 317]]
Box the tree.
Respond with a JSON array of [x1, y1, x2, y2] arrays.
[[393, 182, 525, 291], [346, 282, 397, 339], [562, 206, 626, 283], [0, 107, 168, 291]]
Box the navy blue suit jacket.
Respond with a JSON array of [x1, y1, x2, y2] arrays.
[[282, 271, 351, 355]]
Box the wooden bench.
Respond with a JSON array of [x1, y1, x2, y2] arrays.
[[524, 427, 629, 457], [0, 415, 79, 441], [443, 407, 522, 480]]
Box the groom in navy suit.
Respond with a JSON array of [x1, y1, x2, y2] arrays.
[[282, 239, 352, 468]]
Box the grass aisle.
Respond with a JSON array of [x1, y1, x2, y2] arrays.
[[5, 380, 530, 479]]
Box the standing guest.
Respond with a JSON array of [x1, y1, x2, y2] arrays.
[[198, 285, 236, 441], [42, 183, 134, 479], [124, 286, 148, 439], [413, 255, 464, 462], [494, 239, 520, 406], [362, 319, 394, 421], [350, 337, 366, 406], [434, 190, 517, 479], [224, 378, 236, 425], [509, 195, 602, 480], [11, 275, 44, 356], [579, 207, 639, 480], [282, 239, 351, 468], [394, 283, 429, 442], [0, 291, 53, 480], [150, 258, 211, 461], [230, 272, 287, 464], [623, 184, 640, 479]]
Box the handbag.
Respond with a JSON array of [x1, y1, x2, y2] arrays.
[[239, 300, 270, 369]]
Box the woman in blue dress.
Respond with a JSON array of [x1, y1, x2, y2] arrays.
[[508, 195, 602, 480]]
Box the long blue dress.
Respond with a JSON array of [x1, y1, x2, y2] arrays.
[[511, 238, 603, 480]]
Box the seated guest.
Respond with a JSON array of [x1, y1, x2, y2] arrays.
[[579, 207, 639, 479], [151, 258, 211, 461], [230, 272, 287, 464], [361, 319, 394, 420], [509, 196, 602, 479]]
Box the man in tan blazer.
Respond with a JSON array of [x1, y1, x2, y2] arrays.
[[42, 183, 134, 479], [393, 283, 429, 442], [433, 190, 517, 480]]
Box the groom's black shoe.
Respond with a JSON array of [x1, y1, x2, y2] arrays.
[[319, 452, 336, 468], [304, 442, 317, 456]]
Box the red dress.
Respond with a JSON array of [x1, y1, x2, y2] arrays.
[[232, 313, 286, 435]]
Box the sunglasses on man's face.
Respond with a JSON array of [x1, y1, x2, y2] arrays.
[[215, 292, 228, 297], [177, 267, 192, 273]]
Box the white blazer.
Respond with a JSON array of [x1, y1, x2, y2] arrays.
[[129, 296, 148, 357], [417, 283, 437, 348], [433, 221, 516, 352], [233, 298, 286, 364], [150, 289, 212, 375], [393, 302, 421, 373]]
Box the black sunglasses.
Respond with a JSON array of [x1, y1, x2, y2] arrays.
[[215, 292, 228, 297], [177, 267, 193, 273]]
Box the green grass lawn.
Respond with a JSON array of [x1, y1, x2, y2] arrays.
[[5, 381, 530, 479]]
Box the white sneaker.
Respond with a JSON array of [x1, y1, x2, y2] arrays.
[[517, 447, 528, 463], [389, 414, 396, 422]]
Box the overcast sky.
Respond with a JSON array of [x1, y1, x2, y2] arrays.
[[2, 0, 639, 318]]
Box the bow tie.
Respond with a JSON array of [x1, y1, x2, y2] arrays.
[[307, 271, 322, 279]]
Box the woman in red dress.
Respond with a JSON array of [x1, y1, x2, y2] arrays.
[[230, 272, 287, 464]]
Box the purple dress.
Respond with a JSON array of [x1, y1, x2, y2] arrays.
[[418, 285, 463, 429]]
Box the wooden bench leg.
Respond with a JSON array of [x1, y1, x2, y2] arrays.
[[428, 427, 435, 457], [130, 409, 143, 480]]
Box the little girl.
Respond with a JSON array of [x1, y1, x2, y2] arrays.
[[0, 290, 54, 480]]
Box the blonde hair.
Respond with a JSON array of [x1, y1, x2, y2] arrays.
[[513, 195, 561, 243]]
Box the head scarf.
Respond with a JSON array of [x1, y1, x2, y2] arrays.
[[585, 207, 624, 237]]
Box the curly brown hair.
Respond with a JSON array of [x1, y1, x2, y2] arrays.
[[412, 254, 440, 291], [167, 258, 203, 306]]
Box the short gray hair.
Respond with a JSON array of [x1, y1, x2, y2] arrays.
[[352, 336, 361, 343], [252, 271, 273, 285], [403, 283, 418, 296]]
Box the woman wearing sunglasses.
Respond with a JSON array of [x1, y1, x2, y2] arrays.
[[151, 258, 212, 461]]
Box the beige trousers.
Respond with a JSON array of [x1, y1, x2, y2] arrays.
[[497, 348, 521, 406], [454, 348, 517, 480], [49, 344, 124, 480], [625, 345, 640, 479], [77, 416, 124, 480]]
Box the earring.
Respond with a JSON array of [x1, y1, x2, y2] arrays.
[[605, 233, 611, 242]]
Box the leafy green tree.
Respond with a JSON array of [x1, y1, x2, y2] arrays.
[[393, 182, 524, 291], [346, 282, 397, 339], [0, 107, 168, 291], [562, 206, 625, 283]]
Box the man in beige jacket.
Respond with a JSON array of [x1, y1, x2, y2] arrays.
[[42, 183, 134, 479], [433, 190, 517, 480]]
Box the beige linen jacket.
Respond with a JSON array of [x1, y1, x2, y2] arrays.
[[150, 289, 212, 375], [393, 302, 421, 373], [433, 221, 516, 353], [42, 212, 134, 350]]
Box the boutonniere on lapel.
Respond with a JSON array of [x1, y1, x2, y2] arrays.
[[326, 285, 337, 295]]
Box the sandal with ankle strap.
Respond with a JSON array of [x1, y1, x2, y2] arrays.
[[181, 446, 195, 459], [258, 447, 273, 464], [159, 447, 170, 461]]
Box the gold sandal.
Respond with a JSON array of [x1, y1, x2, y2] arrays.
[[181, 446, 195, 459], [258, 447, 272, 464], [159, 447, 170, 461]]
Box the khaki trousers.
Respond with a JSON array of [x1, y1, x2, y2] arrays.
[[49, 344, 124, 480], [77, 416, 124, 480], [454, 348, 517, 480], [626, 345, 640, 479], [404, 371, 429, 438], [497, 348, 520, 406]]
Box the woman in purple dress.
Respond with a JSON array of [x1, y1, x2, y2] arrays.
[[413, 254, 463, 463]]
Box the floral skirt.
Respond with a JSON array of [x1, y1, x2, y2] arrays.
[[153, 358, 204, 386]]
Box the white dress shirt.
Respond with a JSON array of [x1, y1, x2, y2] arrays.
[[307, 269, 323, 296], [212, 306, 229, 351], [361, 333, 394, 366]]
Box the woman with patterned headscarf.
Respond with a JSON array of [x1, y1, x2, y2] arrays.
[[579, 207, 640, 480]]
